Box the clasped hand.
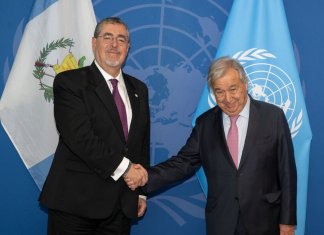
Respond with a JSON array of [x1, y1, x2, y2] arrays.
[[123, 163, 147, 190]]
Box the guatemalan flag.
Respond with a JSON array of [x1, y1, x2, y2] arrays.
[[0, 0, 96, 189], [193, 0, 312, 234]]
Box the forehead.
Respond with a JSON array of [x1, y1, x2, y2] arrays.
[[213, 68, 242, 88], [100, 22, 128, 34]]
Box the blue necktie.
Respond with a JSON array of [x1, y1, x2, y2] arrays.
[[110, 79, 128, 140]]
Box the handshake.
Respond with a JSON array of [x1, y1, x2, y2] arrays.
[[123, 163, 148, 191]]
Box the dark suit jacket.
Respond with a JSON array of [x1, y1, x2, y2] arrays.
[[39, 62, 150, 219], [147, 98, 296, 235]]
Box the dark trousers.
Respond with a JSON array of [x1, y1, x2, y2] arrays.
[[47, 209, 131, 235], [235, 212, 248, 235]]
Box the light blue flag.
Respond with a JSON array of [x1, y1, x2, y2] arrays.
[[192, 1, 312, 234]]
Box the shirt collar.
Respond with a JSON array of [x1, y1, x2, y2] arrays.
[[94, 60, 123, 83], [223, 95, 250, 120]]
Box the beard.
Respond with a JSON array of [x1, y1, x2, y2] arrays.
[[105, 58, 121, 67], [104, 48, 124, 67]]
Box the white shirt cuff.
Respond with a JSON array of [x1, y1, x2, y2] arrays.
[[139, 195, 147, 200], [111, 157, 130, 181]]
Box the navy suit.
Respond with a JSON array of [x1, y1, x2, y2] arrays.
[[147, 98, 296, 235], [40, 62, 150, 219]]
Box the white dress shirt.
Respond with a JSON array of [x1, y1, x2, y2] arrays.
[[94, 60, 132, 181], [223, 96, 250, 166]]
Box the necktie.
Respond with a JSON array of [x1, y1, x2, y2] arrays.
[[227, 115, 239, 168], [110, 79, 128, 140]]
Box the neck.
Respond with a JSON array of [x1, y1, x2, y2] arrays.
[[95, 60, 121, 77], [105, 67, 120, 77]]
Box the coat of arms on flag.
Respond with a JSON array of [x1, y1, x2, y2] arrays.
[[33, 38, 88, 102]]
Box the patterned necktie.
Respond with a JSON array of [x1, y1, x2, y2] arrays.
[[110, 79, 128, 140], [227, 115, 239, 168]]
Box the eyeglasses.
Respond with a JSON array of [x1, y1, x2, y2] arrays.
[[96, 33, 129, 46]]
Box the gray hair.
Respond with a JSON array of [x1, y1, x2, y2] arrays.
[[207, 56, 247, 88], [93, 17, 130, 39]]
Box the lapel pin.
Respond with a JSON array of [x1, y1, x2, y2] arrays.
[[135, 93, 138, 98]]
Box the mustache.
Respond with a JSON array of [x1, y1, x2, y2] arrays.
[[106, 48, 121, 54]]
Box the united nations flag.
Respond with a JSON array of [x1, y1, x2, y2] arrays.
[[193, 1, 312, 235]]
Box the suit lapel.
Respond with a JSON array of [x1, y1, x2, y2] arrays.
[[90, 63, 125, 141], [239, 99, 260, 170], [124, 74, 140, 142], [213, 108, 237, 168]]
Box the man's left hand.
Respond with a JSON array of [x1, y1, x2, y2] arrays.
[[138, 197, 146, 217], [280, 224, 295, 235]]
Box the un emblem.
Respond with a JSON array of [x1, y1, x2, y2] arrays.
[[246, 63, 295, 120], [208, 48, 303, 138]]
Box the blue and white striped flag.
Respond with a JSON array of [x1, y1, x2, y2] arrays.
[[193, 1, 312, 234], [0, 0, 96, 189]]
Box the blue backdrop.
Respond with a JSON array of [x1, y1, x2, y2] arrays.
[[0, 1, 323, 234]]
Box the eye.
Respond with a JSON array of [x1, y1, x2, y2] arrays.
[[215, 90, 224, 97], [229, 87, 238, 93], [103, 34, 113, 40], [117, 36, 127, 43]]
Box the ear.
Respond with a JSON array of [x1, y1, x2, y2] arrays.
[[91, 37, 97, 51], [126, 42, 130, 53]]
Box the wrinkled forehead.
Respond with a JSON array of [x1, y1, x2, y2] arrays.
[[213, 68, 241, 84]]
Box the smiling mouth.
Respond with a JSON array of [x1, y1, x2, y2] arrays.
[[107, 51, 119, 55], [226, 103, 237, 109]]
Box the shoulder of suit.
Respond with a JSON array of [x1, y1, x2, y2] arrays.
[[196, 106, 220, 124], [251, 98, 283, 115], [123, 72, 148, 89], [53, 65, 92, 88], [55, 65, 91, 80]]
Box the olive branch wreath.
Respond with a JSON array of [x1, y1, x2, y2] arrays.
[[33, 37, 74, 102]]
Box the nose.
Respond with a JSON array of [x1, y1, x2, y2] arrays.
[[111, 38, 118, 47], [223, 91, 233, 102]]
